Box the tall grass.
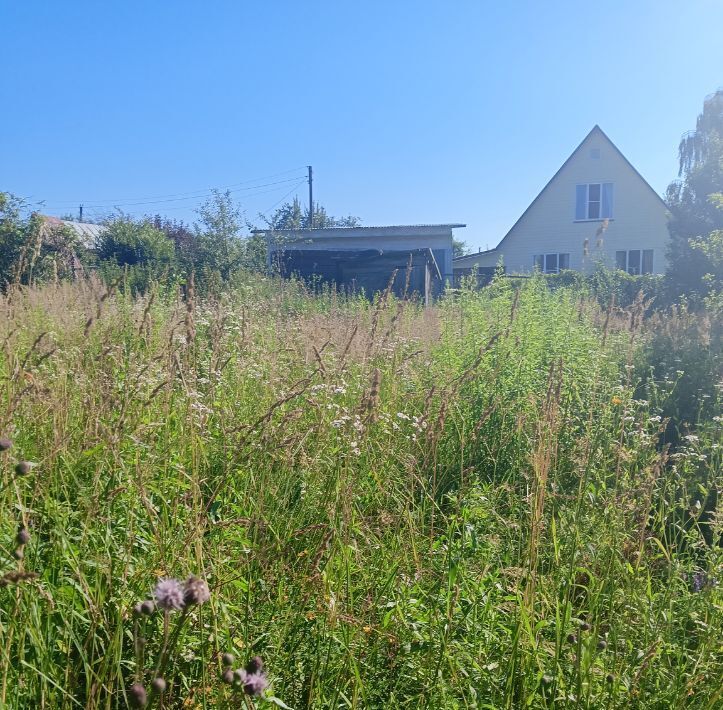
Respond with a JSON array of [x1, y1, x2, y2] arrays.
[[0, 274, 720, 708]]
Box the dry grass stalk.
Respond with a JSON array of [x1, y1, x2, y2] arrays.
[[524, 359, 563, 613]]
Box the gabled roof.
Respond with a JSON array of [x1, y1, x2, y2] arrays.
[[470, 125, 668, 258]]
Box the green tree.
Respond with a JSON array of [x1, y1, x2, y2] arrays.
[[194, 190, 245, 280], [97, 215, 176, 291], [665, 89, 723, 303], [452, 237, 468, 259], [0, 193, 85, 288], [98, 216, 175, 268], [263, 196, 359, 230], [0, 192, 31, 287]]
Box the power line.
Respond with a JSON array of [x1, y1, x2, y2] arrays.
[[49, 180, 307, 218], [43, 176, 306, 209], [84, 177, 306, 208], [39, 166, 308, 208], [259, 179, 308, 218], [143, 182, 308, 215]]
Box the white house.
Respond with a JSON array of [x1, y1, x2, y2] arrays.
[[454, 126, 670, 279]]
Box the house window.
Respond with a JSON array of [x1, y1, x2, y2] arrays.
[[533, 253, 570, 274], [576, 183, 613, 220], [615, 249, 653, 275]]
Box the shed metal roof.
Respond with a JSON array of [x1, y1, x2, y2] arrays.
[[41, 216, 106, 248], [254, 223, 465, 235]]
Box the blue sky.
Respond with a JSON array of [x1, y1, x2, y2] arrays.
[[2, 1, 722, 250]]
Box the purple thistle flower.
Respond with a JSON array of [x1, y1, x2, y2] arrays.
[[0, 437, 12, 451], [221, 652, 235, 667], [154, 578, 185, 611], [693, 571, 718, 592], [151, 677, 167, 694], [14, 461, 32, 476], [245, 656, 263, 674], [692, 571, 706, 592], [243, 671, 269, 697], [233, 656, 268, 696], [128, 682, 148, 707], [183, 575, 210, 606], [16, 527, 30, 545]]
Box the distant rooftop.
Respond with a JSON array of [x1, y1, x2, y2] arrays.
[[453, 247, 497, 262], [41, 216, 106, 248]]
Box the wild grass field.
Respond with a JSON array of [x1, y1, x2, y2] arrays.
[[0, 274, 720, 709]]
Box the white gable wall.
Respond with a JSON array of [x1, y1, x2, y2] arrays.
[[460, 128, 670, 274]]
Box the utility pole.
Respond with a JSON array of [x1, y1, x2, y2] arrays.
[[79, 204, 84, 222], [307, 165, 313, 228]]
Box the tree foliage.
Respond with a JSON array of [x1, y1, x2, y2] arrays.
[[452, 238, 468, 259], [0, 193, 85, 289], [97, 216, 175, 268], [263, 196, 359, 230], [193, 190, 245, 280], [665, 89, 723, 303]]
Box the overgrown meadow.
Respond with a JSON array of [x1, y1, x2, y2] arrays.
[[0, 274, 720, 709]]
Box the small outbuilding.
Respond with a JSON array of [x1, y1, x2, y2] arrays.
[[260, 224, 465, 303]]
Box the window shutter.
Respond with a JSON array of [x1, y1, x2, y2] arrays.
[[642, 250, 653, 274], [602, 183, 614, 218], [575, 185, 587, 220], [615, 251, 627, 270]]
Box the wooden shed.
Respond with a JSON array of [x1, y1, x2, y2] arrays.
[[259, 224, 465, 303]]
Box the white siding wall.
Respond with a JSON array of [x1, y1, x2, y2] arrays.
[[458, 129, 670, 274]]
